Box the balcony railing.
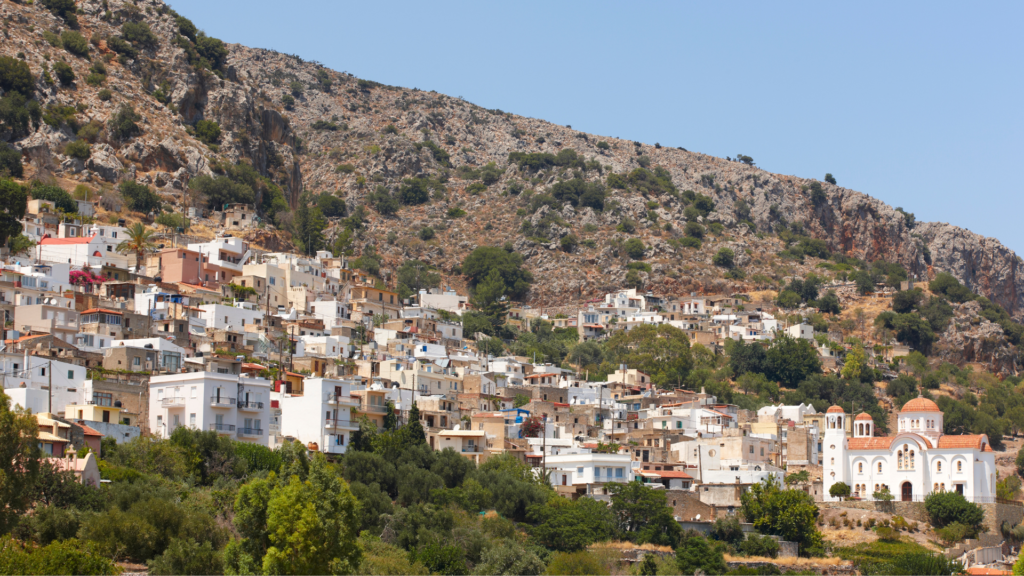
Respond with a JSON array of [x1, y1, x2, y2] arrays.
[[209, 423, 235, 432], [461, 445, 482, 453], [210, 396, 235, 407], [161, 396, 185, 407], [362, 404, 387, 413], [237, 400, 264, 411], [325, 418, 347, 429], [237, 427, 263, 436]]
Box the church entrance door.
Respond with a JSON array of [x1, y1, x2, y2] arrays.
[[901, 482, 913, 502]]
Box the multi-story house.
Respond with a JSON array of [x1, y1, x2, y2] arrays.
[[277, 377, 360, 455], [149, 372, 272, 445]]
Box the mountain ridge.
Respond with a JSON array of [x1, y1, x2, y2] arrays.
[[3, 0, 1022, 318]]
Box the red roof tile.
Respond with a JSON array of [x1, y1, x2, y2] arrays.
[[81, 308, 122, 315], [826, 405, 844, 414], [901, 397, 941, 413], [937, 435, 988, 450], [39, 235, 97, 245], [651, 470, 693, 479], [75, 422, 103, 436]]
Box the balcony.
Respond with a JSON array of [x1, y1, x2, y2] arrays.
[[461, 445, 482, 453], [237, 427, 263, 437], [325, 393, 359, 406], [161, 396, 185, 407], [363, 404, 387, 414], [210, 396, 235, 408], [209, 423, 235, 433], [237, 400, 264, 411], [325, 418, 346, 429]]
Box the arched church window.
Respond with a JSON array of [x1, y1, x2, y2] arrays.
[[940, 483, 945, 492], [830, 458, 834, 466], [858, 462, 863, 474], [897, 451, 904, 470], [878, 462, 883, 473], [909, 450, 915, 469], [937, 461, 942, 473], [957, 461, 962, 473], [934, 483, 938, 492]]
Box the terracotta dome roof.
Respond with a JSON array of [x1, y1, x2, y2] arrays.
[[900, 397, 941, 413], [855, 413, 873, 421], [826, 405, 844, 414]]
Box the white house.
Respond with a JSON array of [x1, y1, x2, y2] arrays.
[[310, 299, 350, 329], [544, 450, 634, 487], [198, 302, 265, 331], [277, 377, 360, 455], [786, 323, 814, 340], [0, 353, 88, 415], [823, 397, 996, 502], [149, 372, 272, 446]]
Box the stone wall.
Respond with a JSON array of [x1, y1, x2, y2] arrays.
[[817, 500, 930, 523], [820, 500, 1024, 535]]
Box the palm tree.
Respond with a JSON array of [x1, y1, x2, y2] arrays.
[[116, 223, 156, 274]]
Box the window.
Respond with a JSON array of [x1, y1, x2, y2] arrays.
[[189, 413, 196, 427], [67, 370, 73, 379], [957, 461, 962, 473], [93, 392, 112, 406], [191, 387, 197, 399], [615, 467, 624, 478], [830, 458, 834, 465], [858, 462, 863, 474], [937, 462, 942, 473], [878, 462, 883, 473], [40, 367, 46, 377], [577, 467, 584, 476]]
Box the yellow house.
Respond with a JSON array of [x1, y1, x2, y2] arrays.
[[65, 402, 123, 425]]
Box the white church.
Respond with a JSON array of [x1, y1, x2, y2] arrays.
[[823, 396, 996, 502]]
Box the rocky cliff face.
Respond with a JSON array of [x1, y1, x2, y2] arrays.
[[2, 0, 1023, 318]]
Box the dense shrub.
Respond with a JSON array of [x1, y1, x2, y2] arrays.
[[52, 61, 75, 86], [0, 57, 35, 96], [30, 184, 77, 213], [368, 186, 400, 215], [64, 140, 91, 160], [193, 120, 221, 145], [108, 104, 142, 141], [0, 146, 24, 178], [924, 492, 984, 531], [105, 36, 138, 59], [679, 236, 701, 249], [714, 247, 735, 268], [418, 226, 435, 241], [119, 180, 161, 213], [60, 31, 89, 57], [97, 89, 112, 101], [623, 238, 646, 260], [122, 22, 159, 49]]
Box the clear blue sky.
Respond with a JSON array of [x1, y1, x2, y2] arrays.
[[168, 0, 1024, 252]]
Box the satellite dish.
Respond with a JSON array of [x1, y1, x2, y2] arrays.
[[695, 514, 701, 521]]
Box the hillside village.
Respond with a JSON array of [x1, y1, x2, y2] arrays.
[[2, 0, 1024, 575]]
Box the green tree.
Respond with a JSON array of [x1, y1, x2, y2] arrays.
[[608, 481, 682, 546], [193, 119, 221, 145], [728, 339, 767, 377], [854, 270, 875, 294], [317, 193, 347, 218], [473, 539, 544, 576], [0, 56, 35, 96], [713, 247, 735, 268], [189, 174, 255, 209], [675, 533, 727, 575], [765, 334, 822, 388], [470, 269, 511, 331], [30, 183, 77, 213], [396, 260, 440, 301], [924, 491, 984, 531], [119, 180, 161, 213], [817, 290, 842, 314], [0, 180, 27, 246], [527, 496, 616, 552], [829, 482, 851, 501], [292, 203, 327, 256], [605, 324, 693, 389], [262, 455, 361, 575], [405, 402, 426, 445], [841, 344, 866, 381], [108, 104, 142, 141], [0, 392, 40, 534], [462, 246, 533, 300], [740, 477, 823, 557], [892, 288, 924, 313], [115, 223, 156, 273], [148, 537, 222, 576], [624, 238, 646, 259]]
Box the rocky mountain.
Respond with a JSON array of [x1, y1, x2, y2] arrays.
[[3, 0, 1023, 319]]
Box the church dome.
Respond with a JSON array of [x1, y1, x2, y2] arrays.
[[855, 412, 872, 421], [900, 397, 940, 413], [826, 405, 844, 414]]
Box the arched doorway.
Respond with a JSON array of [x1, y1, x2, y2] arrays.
[[901, 482, 913, 502]]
